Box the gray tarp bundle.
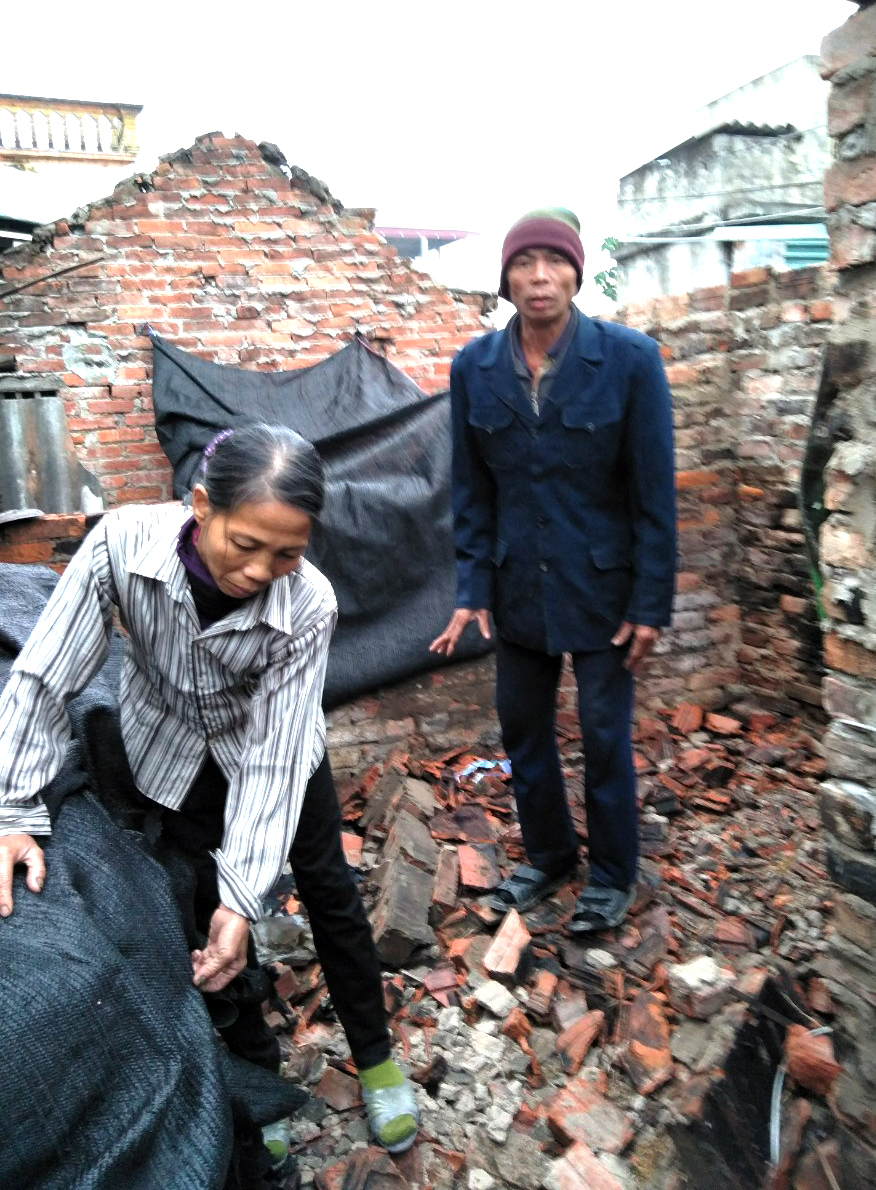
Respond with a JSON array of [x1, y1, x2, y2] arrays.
[[149, 332, 492, 707], [0, 564, 306, 1190]]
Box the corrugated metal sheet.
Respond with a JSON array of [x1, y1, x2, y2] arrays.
[[785, 238, 829, 266], [0, 383, 104, 514]]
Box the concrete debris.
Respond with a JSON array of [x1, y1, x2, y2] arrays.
[[260, 704, 842, 1187], [666, 956, 734, 1020], [474, 980, 519, 1019]]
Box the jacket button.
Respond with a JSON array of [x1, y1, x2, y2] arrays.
[[536, 517, 546, 528], [585, 421, 595, 432], [539, 561, 549, 572], [529, 427, 538, 438]]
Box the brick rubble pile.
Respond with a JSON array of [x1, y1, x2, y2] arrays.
[[258, 703, 842, 1190]]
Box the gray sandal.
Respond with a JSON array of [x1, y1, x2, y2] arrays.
[[568, 885, 635, 934], [488, 863, 573, 913]]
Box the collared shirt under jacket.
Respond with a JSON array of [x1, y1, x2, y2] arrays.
[[0, 503, 338, 922]]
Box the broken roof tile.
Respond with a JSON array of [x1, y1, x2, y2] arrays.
[[457, 842, 501, 891], [483, 909, 532, 986]]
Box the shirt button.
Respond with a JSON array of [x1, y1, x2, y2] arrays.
[[539, 561, 549, 572]]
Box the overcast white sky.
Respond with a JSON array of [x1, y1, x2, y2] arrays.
[[4, 0, 856, 255]]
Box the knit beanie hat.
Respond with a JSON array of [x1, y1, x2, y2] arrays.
[[499, 207, 584, 300]]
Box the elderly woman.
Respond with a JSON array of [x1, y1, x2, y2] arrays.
[[0, 424, 417, 1185]]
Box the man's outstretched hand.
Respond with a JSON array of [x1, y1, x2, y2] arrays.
[[612, 621, 660, 675], [429, 608, 491, 658]]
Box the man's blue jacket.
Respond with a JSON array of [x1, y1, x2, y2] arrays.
[[449, 309, 677, 655]]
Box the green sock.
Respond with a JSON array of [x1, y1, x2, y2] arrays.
[[359, 1058, 417, 1148], [358, 1057, 405, 1091]]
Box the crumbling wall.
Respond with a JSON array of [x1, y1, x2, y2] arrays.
[[815, 8, 876, 1184], [0, 129, 835, 755], [620, 264, 832, 718], [0, 132, 490, 506], [0, 272, 832, 740]]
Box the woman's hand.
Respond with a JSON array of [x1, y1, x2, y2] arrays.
[[0, 834, 46, 918], [191, 904, 251, 992]]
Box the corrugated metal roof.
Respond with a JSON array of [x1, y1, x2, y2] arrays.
[[0, 383, 104, 514]]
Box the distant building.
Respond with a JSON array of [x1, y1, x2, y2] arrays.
[[0, 94, 142, 252], [615, 57, 829, 302], [375, 225, 472, 264]]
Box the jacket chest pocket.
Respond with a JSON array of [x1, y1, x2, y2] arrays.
[[560, 402, 623, 469], [468, 401, 525, 471]]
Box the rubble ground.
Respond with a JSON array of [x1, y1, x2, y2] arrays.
[[257, 702, 841, 1190]]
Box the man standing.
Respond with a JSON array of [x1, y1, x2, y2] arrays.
[[430, 208, 676, 933]]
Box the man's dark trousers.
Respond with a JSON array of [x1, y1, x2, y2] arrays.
[[495, 635, 637, 891]]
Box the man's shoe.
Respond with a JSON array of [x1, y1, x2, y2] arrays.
[[568, 885, 636, 934], [359, 1058, 419, 1153], [488, 862, 575, 913]]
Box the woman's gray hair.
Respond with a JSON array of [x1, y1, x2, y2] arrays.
[[195, 424, 324, 517]]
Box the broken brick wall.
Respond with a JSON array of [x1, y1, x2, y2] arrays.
[[815, 7, 876, 1185], [0, 131, 832, 766], [0, 132, 500, 769], [0, 132, 491, 506], [620, 264, 832, 720]]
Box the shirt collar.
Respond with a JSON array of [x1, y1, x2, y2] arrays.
[[509, 304, 578, 370], [126, 505, 298, 635]]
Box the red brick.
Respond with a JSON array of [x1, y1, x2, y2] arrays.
[[544, 1142, 626, 1190], [825, 158, 876, 211], [616, 991, 673, 1095], [785, 1026, 842, 1096], [671, 703, 703, 733], [809, 299, 833, 323], [527, 969, 558, 1023], [314, 1065, 362, 1111], [431, 847, 459, 921], [828, 75, 872, 137], [547, 1077, 633, 1153], [457, 843, 501, 891], [0, 514, 85, 544], [136, 219, 188, 235], [340, 832, 362, 867], [314, 1146, 406, 1190], [0, 541, 53, 564], [731, 266, 770, 287], [824, 633, 876, 680], [703, 712, 742, 735], [555, 1011, 605, 1075], [483, 909, 531, 986], [832, 222, 876, 270], [675, 469, 720, 490], [820, 5, 876, 79]]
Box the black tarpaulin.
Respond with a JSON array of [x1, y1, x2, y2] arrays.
[[0, 564, 307, 1190], [150, 333, 491, 707]]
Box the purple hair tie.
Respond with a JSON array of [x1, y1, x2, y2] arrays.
[[203, 428, 234, 459]]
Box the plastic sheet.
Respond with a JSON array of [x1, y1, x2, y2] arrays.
[[150, 333, 492, 706]]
